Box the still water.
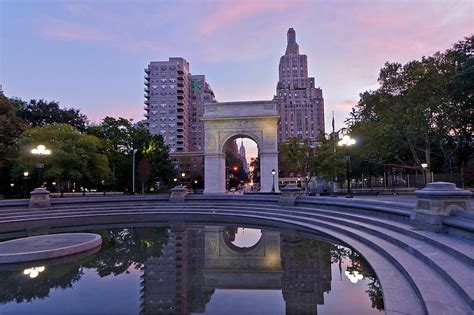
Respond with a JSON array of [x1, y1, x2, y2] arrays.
[[0, 225, 383, 315]]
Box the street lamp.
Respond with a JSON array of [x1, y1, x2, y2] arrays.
[[421, 163, 428, 186], [338, 135, 356, 198], [271, 169, 276, 192], [132, 149, 138, 194], [23, 171, 29, 197], [31, 144, 51, 187]]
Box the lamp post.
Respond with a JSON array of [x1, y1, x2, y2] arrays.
[[338, 135, 356, 198], [31, 145, 51, 187], [23, 171, 29, 197], [271, 169, 276, 192], [181, 172, 186, 186], [421, 163, 428, 186], [132, 149, 138, 194]]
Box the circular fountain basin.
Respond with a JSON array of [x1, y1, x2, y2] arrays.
[[0, 233, 102, 264]]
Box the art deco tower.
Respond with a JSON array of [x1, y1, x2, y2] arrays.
[[274, 28, 325, 143]]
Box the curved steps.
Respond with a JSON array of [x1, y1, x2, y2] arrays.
[[1, 200, 473, 314]]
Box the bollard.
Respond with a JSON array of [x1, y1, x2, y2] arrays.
[[410, 182, 472, 232], [279, 183, 301, 206], [169, 185, 188, 203], [29, 188, 51, 209]]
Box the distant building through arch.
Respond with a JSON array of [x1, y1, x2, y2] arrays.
[[202, 101, 280, 193]]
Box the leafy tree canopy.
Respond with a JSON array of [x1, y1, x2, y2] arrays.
[[11, 98, 89, 132], [12, 124, 111, 188]]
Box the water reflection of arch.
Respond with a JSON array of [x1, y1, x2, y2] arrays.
[[204, 226, 282, 289]]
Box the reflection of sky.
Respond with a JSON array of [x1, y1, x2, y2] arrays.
[[231, 228, 262, 248], [200, 258, 381, 315], [193, 289, 285, 315], [0, 267, 141, 315], [319, 259, 381, 314]]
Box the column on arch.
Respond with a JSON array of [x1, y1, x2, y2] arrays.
[[204, 153, 226, 193], [259, 151, 279, 193]]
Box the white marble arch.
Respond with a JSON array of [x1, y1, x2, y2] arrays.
[[202, 100, 280, 193]]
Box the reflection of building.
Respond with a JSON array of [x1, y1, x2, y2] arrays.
[[140, 226, 332, 314], [140, 225, 209, 315], [281, 235, 332, 315]]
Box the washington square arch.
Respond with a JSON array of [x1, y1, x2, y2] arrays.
[[202, 100, 280, 193]]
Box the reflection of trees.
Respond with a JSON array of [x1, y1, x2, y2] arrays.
[[82, 228, 168, 277], [329, 244, 384, 311], [0, 262, 83, 304], [0, 227, 168, 305]]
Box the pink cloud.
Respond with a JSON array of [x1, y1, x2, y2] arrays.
[[40, 18, 113, 42], [64, 3, 93, 15], [199, 1, 300, 36], [332, 101, 357, 111]]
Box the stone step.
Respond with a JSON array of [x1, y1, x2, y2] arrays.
[[2, 201, 473, 265], [0, 207, 425, 314], [1, 202, 472, 313], [202, 209, 471, 314]]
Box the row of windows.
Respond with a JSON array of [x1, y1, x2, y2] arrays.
[[150, 91, 177, 96], [160, 78, 176, 83], [150, 65, 178, 71], [284, 104, 315, 108], [160, 84, 176, 89], [159, 116, 176, 121], [148, 71, 177, 76]]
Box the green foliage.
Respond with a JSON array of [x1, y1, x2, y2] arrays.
[[12, 124, 111, 189], [0, 95, 27, 194], [12, 98, 89, 132], [88, 117, 175, 192], [279, 137, 317, 179], [313, 136, 346, 180], [349, 35, 473, 183]]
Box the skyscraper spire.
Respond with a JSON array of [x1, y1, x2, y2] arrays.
[[287, 28, 296, 44], [285, 28, 299, 55]]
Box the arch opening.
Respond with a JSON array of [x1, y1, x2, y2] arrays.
[[222, 135, 259, 192]]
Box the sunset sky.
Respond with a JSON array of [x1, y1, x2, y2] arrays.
[[1, 0, 472, 136]]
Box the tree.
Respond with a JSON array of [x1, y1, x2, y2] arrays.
[[313, 135, 346, 180], [137, 158, 151, 194], [279, 137, 317, 187], [139, 131, 176, 190], [87, 117, 134, 191], [349, 35, 473, 185], [12, 124, 111, 191], [0, 94, 27, 194], [12, 98, 88, 132], [88, 118, 175, 192]]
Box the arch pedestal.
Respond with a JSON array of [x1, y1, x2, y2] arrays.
[[202, 101, 280, 193]]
